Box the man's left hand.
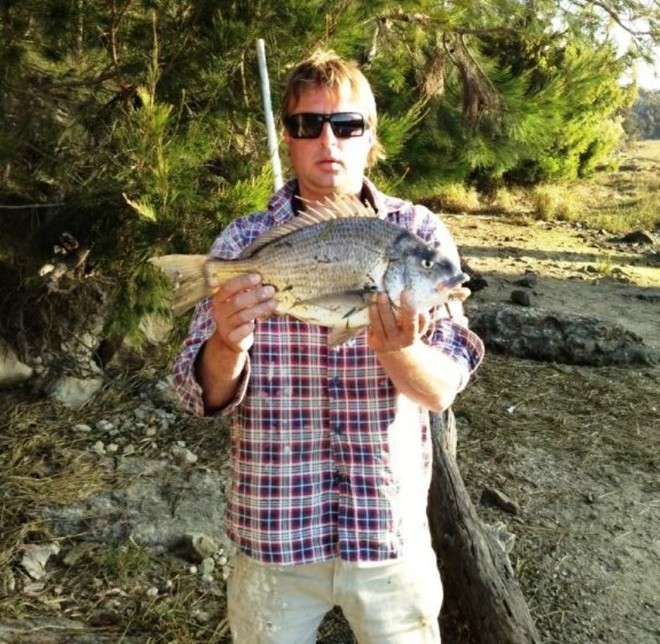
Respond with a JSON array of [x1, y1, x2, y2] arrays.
[[367, 290, 430, 354]]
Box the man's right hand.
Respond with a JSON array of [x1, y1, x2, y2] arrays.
[[209, 273, 277, 354], [197, 273, 276, 412]]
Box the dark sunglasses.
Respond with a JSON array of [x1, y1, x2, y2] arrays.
[[283, 112, 367, 139]]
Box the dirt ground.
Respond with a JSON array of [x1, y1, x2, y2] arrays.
[[446, 213, 659, 643]]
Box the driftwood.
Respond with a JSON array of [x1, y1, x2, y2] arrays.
[[428, 409, 541, 643]]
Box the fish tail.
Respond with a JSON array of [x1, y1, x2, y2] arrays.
[[149, 254, 212, 315]]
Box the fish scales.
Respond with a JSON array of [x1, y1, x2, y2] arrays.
[[239, 218, 398, 302]]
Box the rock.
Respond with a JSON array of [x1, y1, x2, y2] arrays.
[[481, 487, 521, 515], [91, 441, 106, 455], [41, 457, 233, 555], [0, 339, 33, 387], [462, 260, 489, 293], [511, 289, 534, 306], [62, 542, 97, 567], [19, 543, 61, 580], [95, 419, 115, 432], [636, 291, 660, 303], [514, 271, 538, 288], [178, 533, 220, 563], [199, 557, 215, 576], [617, 230, 655, 245], [49, 375, 103, 408], [171, 445, 198, 466], [107, 314, 173, 369], [468, 303, 657, 366]]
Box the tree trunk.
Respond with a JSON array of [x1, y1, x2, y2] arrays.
[[428, 410, 541, 643]]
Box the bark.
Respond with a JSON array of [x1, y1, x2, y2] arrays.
[[429, 410, 541, 643]]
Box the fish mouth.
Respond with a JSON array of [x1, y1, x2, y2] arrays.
[[436, 271, 469, 291]]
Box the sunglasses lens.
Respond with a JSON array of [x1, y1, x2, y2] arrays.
[[331, 114, 364, 137], [285, 114, 323, 138], [285, 113, 365, 139]]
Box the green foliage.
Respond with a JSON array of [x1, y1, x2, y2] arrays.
[[99, 540, 154, 585], [1, 0, 658, 351]]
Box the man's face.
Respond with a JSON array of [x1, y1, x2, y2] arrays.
[[283, 82, 374, 203]]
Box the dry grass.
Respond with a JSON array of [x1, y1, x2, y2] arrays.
[[453, 354, 659, 469], [0, 374, 233, 642], [0, 400, 110, 567], [424, 140, 660, 233]]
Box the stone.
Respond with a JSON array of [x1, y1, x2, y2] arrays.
[[511, 289, 534, 306], [514, 271, 538, 288], [481, 487, 521, 515], [49, 376, 103, 408], [468, 303, 657, 366], [618, 229, 655, 245], [19, 543, 61, 581], [0, 339, 33, 387], [179, 533, 219, 563]]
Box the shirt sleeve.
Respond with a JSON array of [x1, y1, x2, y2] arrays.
[[413, 204, 485, 385], [425, 317, 485, 390]]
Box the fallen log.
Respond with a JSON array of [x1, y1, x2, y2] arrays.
[[429, 409, 541, 643]]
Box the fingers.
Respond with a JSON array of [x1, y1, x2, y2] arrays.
[[210, 273, 277, 352], [368, 291, 419, 353]]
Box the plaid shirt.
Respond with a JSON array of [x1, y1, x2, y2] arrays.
[[172, 179, 484, 565]]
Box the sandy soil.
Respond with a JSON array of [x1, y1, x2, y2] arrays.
[[445, 214, 659, 643]]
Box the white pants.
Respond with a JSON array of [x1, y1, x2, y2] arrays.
[[227, 546, 442, 643]]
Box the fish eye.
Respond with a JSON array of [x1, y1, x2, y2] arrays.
[[421, 258, 434, 269]]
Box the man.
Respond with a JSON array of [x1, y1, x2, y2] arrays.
[[172, 49, 484, 643]]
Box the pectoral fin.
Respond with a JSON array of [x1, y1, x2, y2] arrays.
[[328, 326, 367, 347]]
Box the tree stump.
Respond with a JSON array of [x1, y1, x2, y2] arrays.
[[428, 410, 541, 643]]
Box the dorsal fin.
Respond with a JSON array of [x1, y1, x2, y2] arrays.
[[240, 193, 377, 257]]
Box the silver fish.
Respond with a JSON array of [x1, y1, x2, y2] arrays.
[[150, 194, 468, 344]]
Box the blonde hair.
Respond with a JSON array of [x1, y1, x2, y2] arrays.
[[281, 49, 385, 167]]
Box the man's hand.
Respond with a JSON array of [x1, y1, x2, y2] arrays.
[[198, 273, 276, 412], [209, 273, 277, 354], [367, 290, 430, 354]]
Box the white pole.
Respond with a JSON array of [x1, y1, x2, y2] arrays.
[[256, 39, 284, 190]]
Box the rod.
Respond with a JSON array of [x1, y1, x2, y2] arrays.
[[256, 39, 284, 190]]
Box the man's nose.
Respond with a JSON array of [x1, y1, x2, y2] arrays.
[[318, 121, 338, 144]]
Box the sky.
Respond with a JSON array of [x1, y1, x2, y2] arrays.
[[634, 54, 660, 89], [613, 23, 659, 90]]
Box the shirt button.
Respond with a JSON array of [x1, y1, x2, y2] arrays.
[[335, 469, 347, 484]]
